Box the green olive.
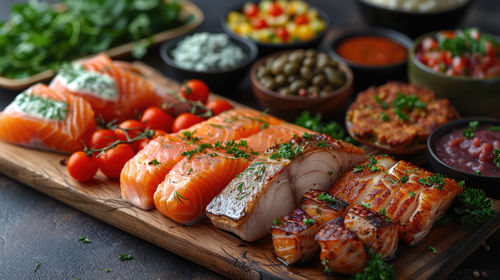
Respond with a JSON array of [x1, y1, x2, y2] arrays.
[[324, 67, 345, 88], [307, 86, 319, 96], [300, 66, 313, 81], [270, 59, 286, 75], [279, 86, 292, 96], [287, 75, 298, 83], [312, 73, 326, 87], [289, 79, 307, 94], [260, 75, 276, 90], [283, 62, 299, 75], [256, 66, 269, 78], [305, 49, 318, 58], [275, 74, 286, 87], [317, 57, 329, 70], [302, 57, 316, 68], [288, 50, 305, 63]]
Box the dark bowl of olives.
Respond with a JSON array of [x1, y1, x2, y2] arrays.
[[250, 49, 353, 121]]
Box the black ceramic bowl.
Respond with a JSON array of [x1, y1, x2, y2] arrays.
[[427, 118, 500, 198], [220, 1, 330, 56], [355, 0, 473, 38], [327, 28, 412, 89], [160, 33, 258, 91]]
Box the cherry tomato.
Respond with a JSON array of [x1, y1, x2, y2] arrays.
[[252, 18, 268, 29], [294, 14, 309, 25], [206, 100, 234, 116], [97, 144, 135, 178], [243, 3, 259, 17], [89, 129, 118, 149], [180, 79, 210, 104], [452, 56, 467, 75], [67, 151, 99, 182], [440, 51, 453, 66], [422, 37, 437, 51], [140, 107, 174, 132], [115, 120, 145, 152], [172, 113, 205, 133], [275, 27, 289, 42], [268, 2, 283, 16], [137, 130, 168, 151]]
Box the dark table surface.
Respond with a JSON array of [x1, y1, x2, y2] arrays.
[[1, 0, 500, 279]]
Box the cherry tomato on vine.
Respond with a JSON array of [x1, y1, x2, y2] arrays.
[[180, 79, 210, 104], [137, 129, 168, 151], [115, 120, 144, 152], [140, 107, 174, 132], [206, 99, 233, 116], [97, 144, 135, 178], [243, 3, 259, 17], [172, 113, 204, 133], [67, 151, 99, 182], [89, 129, 118, 149]]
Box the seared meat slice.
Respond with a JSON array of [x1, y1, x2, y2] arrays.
[[317, 222, 367, 275], [206, 134, 364, 241], [344, 205, 398, 259], [271, 209, 320, 265], [300, 190, 348, 226]]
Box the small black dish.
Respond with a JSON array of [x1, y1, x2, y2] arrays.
[[327, 28, 412, 89], [220, 1, 330, 56], [427, 118, 500, 198], [160, 33, 258, 91], [355, 0, 474, 38]]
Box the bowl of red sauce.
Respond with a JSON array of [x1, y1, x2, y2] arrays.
[[428, 118, 500, 197], [409, 29, 500, 116], [327, 28, 412, 88]]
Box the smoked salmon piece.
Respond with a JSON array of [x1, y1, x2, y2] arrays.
[[154, 146, 250, 225], [0, 84, 96, 153], [179, 108, 283, 144], [50, 54, 162, 122], [120, 135, 196, 210]]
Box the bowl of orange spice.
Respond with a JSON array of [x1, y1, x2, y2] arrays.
[[327, 28, 412, 88]]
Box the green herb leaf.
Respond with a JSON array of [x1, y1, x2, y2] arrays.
[[295, 111, 355, 144], [79, 235, 91, 244], [361, 203, 370, 209], [489, 126, 500, 132], [400, 174, 409, 184], [119, 254, 134, 261], [427, 246, 438, 255], [380, 112, 389, 122], [379, 208, 386, 216], [318, 193, 339, 204], [463, 128, 475, 138], [469, 120, 480, 129], [454, 187, 495, 226], [354, 248, 396, 280], [34, 262, 40, 272], [409, 191, 416, 197], [272, 219, 280, 226], [353, 165, 363, 173], [303, 218, 315, 226], [105, 268, 112, 272], [148, 158, 161, 166]]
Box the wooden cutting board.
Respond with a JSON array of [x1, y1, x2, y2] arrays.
[[0, 63, 499, 280]]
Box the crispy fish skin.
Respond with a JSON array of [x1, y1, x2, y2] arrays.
[[344, 205, 398, 259], [271, 209, 320, 265], [330, 156, 463, 246], [317, 222, 367, 275], [300, 190, 349, 226], [206, 135, 365, 242]]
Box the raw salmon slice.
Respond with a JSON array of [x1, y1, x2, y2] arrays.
[[120, 135, 196, 210], [179, 108, 283, 144], [0, 84, 96, 153], [154, 148, 249, 225], [242, 123, 313, 153], [50, 54, 162, 122]]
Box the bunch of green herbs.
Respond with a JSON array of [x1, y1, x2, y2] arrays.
[[295, 111, 355, 144]]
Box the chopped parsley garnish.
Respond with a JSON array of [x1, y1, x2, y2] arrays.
[[375, 95, 389, 110], [269, 141, 302, 160], [459, 180, 466, 188], [237, 182, 244, 193], [489, 126, 500, 132], [494, 149, 500, 168], [237, 193, 248, 200], [354, 248, 396, 280], [302, 132, 311, 139], [454, 186, 495, 226], [389, 177, 397, 184], [34, 262, 40, 272], [318, 193, 339, 204], [180, 131, 201, 143], [79, 235, 91, 244], [409, 191, 416, 197], [187, 167, 193, 175], [475, 170, 482, 175], [317, 141, 327, 147], [399, 174, 409, 184], [379, 208, 386, 216], [119, 254, 134, 261], [105, 268, 112, 273], [427, 246, 438, 255], [353, 165, 363, 173], [418, 173, 445, 190], [261, 122, 269, 129], [469, 120, 480, 129], [462, 128, 475, 138], [209, 123, 230, 129], [391, 92, 426, 121], [14, 91, 69, 121], [439, 28, 497, 57], [272, 219, 280, 226], [361, 203, 370, 209], [295, 111, 355, 144], [323, 257, 333, 274], [303, 218, 315, 226], [380, 112, 389, 122], [148, 158, 161, 166], [370, 166, 380, 172]]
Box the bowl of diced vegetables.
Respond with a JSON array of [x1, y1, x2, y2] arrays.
[[408, 28, 500, 116], [222, 0, 330, 54], [160, 32, 258, 90]]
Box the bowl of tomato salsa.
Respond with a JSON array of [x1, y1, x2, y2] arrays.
[[428, 118, 500, 197], [409, 29, 500, 116], [327, 28, 412, 88]]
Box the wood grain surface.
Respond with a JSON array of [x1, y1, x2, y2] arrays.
[[0, 1, 203, 91], [0, 63, 499, 280]]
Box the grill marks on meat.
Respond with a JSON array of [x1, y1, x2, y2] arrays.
[[330, 155, 462, 245], [271, 209, 320, 265], [300, 190, 348, 226]]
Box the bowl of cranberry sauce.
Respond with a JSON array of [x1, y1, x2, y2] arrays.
[[428, 118, 500, 197]]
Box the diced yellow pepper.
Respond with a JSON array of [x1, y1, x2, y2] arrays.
[[227, 11, 245, 24], [310, 19, 325, 32], [236, 22, 253, 35], [296, 25, 315, 41]]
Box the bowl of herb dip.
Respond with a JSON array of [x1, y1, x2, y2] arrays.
[[160, 32, 258, 90]]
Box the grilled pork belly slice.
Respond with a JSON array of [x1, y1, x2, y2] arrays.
[[300, 190, 348, 226], [330, 155, 397, 206], [386, 160, 462, 245], [330, 156, 462, 246], [271, 209, 320, 265], [206, 135, 364, 241], [344, 205, 398, 259], [317, 222, 367, 275]]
